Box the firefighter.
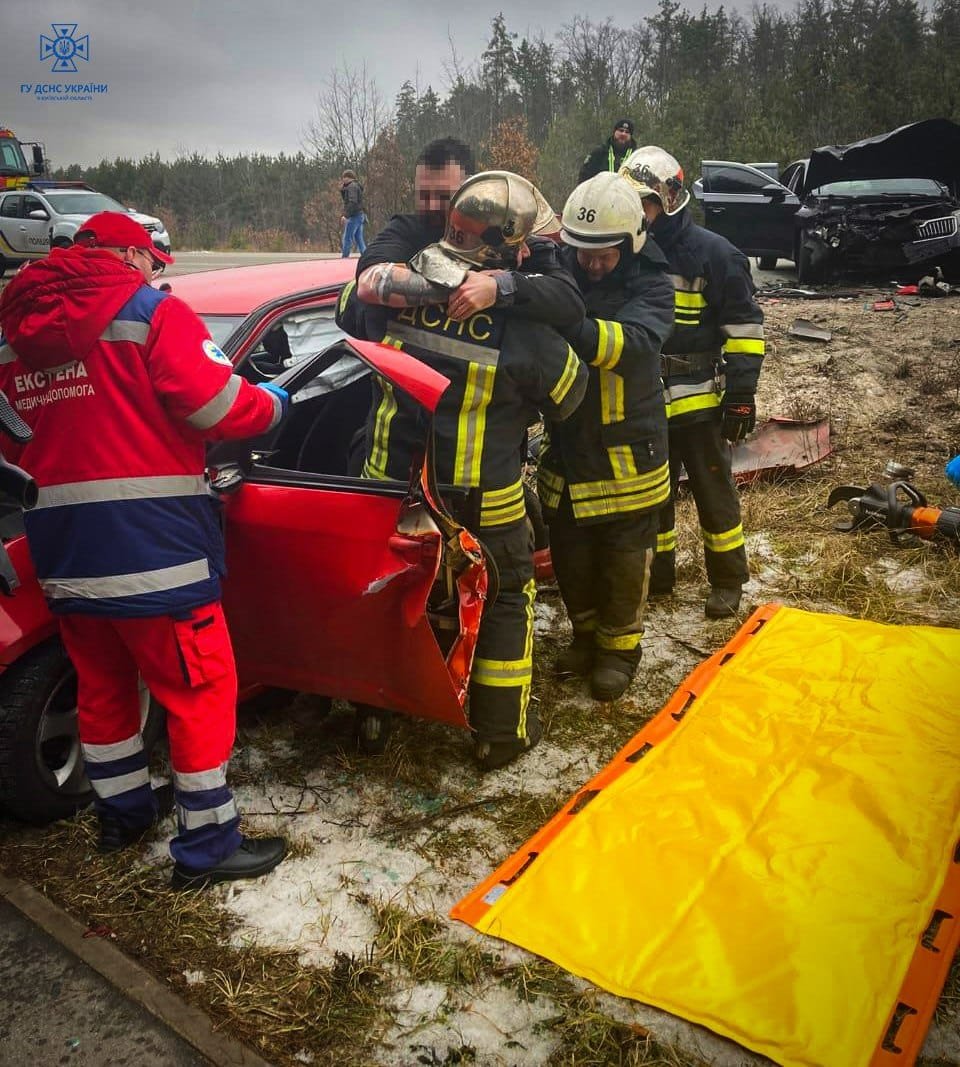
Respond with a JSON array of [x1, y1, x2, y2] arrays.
[[348, 172, 589, 770], [338, 145, 585, 754], [539, 173, 674, 701], [620, 147, 765, 618], [0, 212, 288, 889]]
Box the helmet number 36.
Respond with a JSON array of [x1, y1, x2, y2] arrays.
[[576, 207, 596, 222]]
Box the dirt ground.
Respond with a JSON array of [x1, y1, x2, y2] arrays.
[[2, 281, 959, 1066]]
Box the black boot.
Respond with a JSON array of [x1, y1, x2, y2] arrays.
[[355, 705, 394, 755], [555, 632, 595, 677], [97, 783, 175, 854], [171, 836, 287, 891], [590, 650, 640, 703], [705, 585, 742, 619], [474, 719, 542, 773]]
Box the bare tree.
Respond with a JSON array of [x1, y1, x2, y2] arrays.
[[302, 62, 388, 169]]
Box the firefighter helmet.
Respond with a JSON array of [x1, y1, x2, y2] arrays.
[[560, 172, 647, 254], [619, 146, 690, 216], [439, 171, 556, 268]]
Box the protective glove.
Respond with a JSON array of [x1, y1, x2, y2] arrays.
[[720, 393, 756, 443], [946, 454, 960, 488], [257, 381, 290, 417]]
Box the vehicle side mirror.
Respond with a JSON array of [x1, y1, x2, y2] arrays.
[[762, 184, 787, 202], [27, 209, 48, 220]]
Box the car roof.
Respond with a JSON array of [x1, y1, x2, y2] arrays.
[[158, 258, 356, 315]]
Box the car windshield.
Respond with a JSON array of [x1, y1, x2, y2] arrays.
[[43, 192, 126, 214], [812, 178, 947, 197], [200, 315, 247, 347]]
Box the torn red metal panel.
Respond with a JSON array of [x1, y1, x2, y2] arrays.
[[681, 417, 833, 484]]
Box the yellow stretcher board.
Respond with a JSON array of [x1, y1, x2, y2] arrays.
[[452, 605, 960, 1067]]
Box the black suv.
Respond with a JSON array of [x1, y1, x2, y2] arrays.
[[692, 119, 960, 283]]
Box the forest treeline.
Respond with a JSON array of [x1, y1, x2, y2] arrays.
[[52, 0, 960, 250]]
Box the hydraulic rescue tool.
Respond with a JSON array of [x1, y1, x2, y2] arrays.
[[827, 478, 960, 547]]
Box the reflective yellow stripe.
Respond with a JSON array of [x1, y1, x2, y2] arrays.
[[592, 321, 624, 371], [657, 530, 677, 553], [723, 338, 765, 355], [366, 378, 397, 479], [550, 346, 581, 405], [453, 363, 496, 486], [338, 279, 356, 316], [571, 462, 670, 502], [665, 392, 721, 419], [599, 369, 624, 424], [472, 657, 534, 686], [596, 630, 643, 651], [480, 479, 525, 527], [702, 523, 745, 553], [675, 291, 707, 309], [607, 446, 637, 480], [381, 333, 404, 350]]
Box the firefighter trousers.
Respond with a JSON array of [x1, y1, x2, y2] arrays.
[[59, 602, 243, 872], [549, 489, 658, 670], [469, 521, 538, 746], [650, 415, 748, 591]]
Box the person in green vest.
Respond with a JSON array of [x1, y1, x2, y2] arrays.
[[579, 118, 637, 184]]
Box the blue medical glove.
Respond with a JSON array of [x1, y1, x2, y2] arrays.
[[257, 380, 289, 417], [946, 454, 960, 488]]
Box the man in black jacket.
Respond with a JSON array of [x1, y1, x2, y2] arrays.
[[578, 119, 637, 184], [340, 170, 366, 257], [539, 173, 674, 701], [620, 146, 765, 619]]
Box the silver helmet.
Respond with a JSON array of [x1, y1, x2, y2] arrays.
[[619, 146, 690, 216]]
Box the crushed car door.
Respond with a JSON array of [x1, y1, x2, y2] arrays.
[[213, 338, 485, 729], [698, 162, 799, 260]]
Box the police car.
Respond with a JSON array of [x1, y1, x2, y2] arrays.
[[0, 183, 171, 277]]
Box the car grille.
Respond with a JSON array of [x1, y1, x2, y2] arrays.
[[916, 215, 959, 240], [141, 222, 157, 232]]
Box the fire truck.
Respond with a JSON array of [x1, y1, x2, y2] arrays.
[[0, 128, 47, 189]]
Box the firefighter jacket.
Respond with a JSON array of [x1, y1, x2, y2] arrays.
[[357, 298, 588, 530], [0, 247, 281, 618], [579, 136, 638, 184], [649, 208, 765, 426], [538, 242, 675, 526], [341, 218, 585, 335]]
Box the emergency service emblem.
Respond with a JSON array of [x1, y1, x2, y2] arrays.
[[202, 339, 231, 366], [40, 24, 90, 73]]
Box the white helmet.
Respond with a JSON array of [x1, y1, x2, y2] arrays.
[[560, 172, 647, 254], [619, 146, 690, 216]]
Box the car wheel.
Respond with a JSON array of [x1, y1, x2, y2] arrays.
[[757, 255, 778, 270], [51, 236, 73, 250], [0, 638, 165, 825], [797, 240, 826, 284]]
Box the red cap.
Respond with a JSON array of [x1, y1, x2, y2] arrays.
[[74, 211, 174, 264]]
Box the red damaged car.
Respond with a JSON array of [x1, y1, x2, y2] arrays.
[[0, 260, 488, 824]]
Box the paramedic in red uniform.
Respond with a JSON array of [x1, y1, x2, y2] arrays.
[[0, 212, 288, 890]]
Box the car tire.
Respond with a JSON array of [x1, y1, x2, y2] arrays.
[[51, 236, 72, 249], [757, 255, 778, 270], [0, 638, 166, 825]]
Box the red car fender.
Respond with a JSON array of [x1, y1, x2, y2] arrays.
[[0, 536, 59, 669]]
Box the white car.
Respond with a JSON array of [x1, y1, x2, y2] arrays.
[[0, 185, 171, 276]]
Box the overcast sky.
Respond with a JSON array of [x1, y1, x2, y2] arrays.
[[2, 0, 789, 167]]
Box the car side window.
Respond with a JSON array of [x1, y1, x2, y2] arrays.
[[781, 163, 806, 194], [22, 196, 46, 216], [246, 308, 347, 379], [0, 195, 21, 219], [707, 166, 779, 194]]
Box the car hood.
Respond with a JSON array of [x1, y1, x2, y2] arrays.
[[805, 118, 960, 193]]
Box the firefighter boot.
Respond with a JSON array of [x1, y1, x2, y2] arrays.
[[555, 632, 595, 677], [475, 718, 542, 773], [705, 585, 742, 619], [355, 704, 394, 755], [97, 782, 175, 854], [591, 649, 641, 703]]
